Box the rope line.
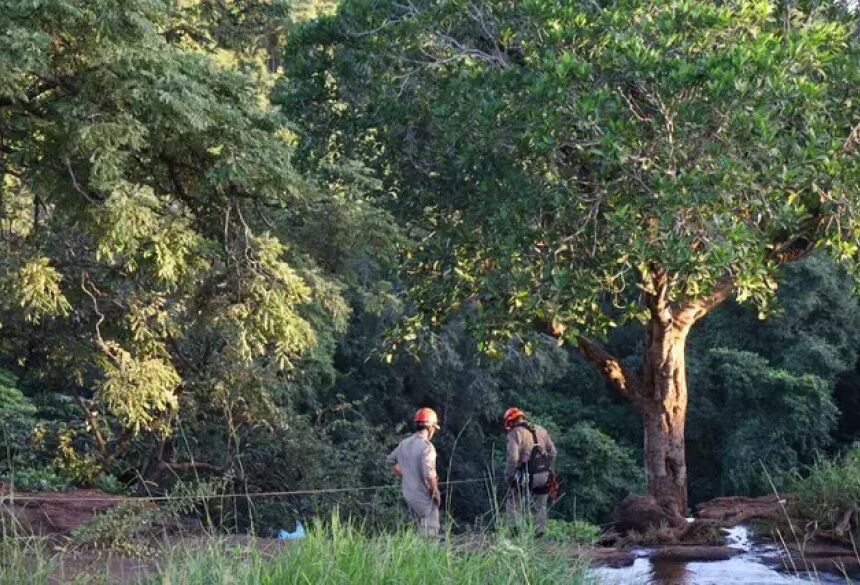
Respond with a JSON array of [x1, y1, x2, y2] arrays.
[[0, 477, 491, 503]]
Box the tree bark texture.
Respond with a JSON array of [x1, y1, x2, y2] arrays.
[[559, 273, 734, 525], [641, 316, 690, 521]]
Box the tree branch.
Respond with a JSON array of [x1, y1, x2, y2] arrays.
[[575, 334, 652, 411], [74, 389, 109, 460], [66, 161, 104, 204], [645, 265, 673, 326], [534, 318, 650, 411], [156, 461, 221, 473], [673, 276, 734, 327]]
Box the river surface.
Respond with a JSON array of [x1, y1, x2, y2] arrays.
[[590, 526, 854, 585]]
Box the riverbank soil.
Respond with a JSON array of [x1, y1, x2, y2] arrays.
[[1, 485, 130, 537], [40, 535, 287, 585]]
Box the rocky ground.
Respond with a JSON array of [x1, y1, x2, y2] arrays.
[[590, 493, 860, 581]]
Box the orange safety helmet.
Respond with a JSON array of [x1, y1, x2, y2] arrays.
[[503, 407, 526, 430], [414, 407, 440, 429]]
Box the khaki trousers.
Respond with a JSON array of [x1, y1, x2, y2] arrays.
[[505, 472, 549, 535], [406, 497, 440, 537]]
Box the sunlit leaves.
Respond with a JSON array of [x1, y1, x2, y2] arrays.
[[93, 184, 207, 285], [2, 258, 71, 323], [284, 0, 860, 348], [0, 0, 396, 444], [97, 343, 180, 434]]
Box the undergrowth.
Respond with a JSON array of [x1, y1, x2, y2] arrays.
[[0, 514, 585, 585], [788, 445, 860, 542], [153, 516, 583, 585]]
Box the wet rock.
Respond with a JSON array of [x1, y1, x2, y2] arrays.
[[766, 554, 860, 577], [611, 495, 677, 533], [0, 486, 128, 537], [651, 545, 742, 562], [696, 495, 786, 525], [677, 519, 727, 545], [785, 542, 856, 558], [584, 548, 637, 568]]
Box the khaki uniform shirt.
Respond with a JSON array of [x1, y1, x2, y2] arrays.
[[387, 432, 437, 506], [506, 424, 557, 481]]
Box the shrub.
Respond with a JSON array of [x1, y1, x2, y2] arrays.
[[0, 369, 37, 470], [788, 445, 860, 541], [543, 519, 600, 544], [1, 467, 69, 492]]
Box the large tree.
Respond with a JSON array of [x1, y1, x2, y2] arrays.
[[0, 0, 394, 480], [281, 0, 860, 521]]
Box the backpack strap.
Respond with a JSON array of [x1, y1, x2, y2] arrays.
[[518, 422, 545, 454]]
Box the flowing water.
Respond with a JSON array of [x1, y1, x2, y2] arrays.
[[590, 526, 854, 585]]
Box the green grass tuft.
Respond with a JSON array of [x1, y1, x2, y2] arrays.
[[0, 515, 586, 585], [788, 444, 860, 541], [154, 517, 584, 585]]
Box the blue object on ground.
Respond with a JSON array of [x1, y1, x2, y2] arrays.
[[278, 521, 306, 540]]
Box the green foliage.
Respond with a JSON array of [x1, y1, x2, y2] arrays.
[[153, 515, 582, 585], [0, 0, 397, 488], [688, 348, 838, 498], [1, 258, 71, 324], [683, 256, 860, 502], [543, 519, 600, 545], [71, 502, 156, 556], [693, 256, 860, 382], [0, 368, 41, 484], [93, 473, 128, 496], [282, 0, 860, 345], [1, 467, 69, 493], [0, 369, 36, 445], [71, 478, 224, 554], [169, 0, 292, 59], [551, 422, 644, 522], [97, 346, 181, 433], [788, 445, 860, 541]]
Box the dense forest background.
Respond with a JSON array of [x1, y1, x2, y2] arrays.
[[2, 0, 860, 536]]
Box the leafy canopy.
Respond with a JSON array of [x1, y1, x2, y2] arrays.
[[0, 0, 394, 437], [282, 0, 860, 352]]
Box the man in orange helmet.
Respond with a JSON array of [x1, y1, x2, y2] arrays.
[[503, 406, 557, 536], [386, 407, 442, 537]]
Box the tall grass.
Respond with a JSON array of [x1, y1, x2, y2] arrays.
[[154, 516, 584, 585], [0, 539, 56, 585], [788, 445, 860, 541], [0, 516, 586, 585]]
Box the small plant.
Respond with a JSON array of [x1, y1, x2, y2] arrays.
[[94, 473, 128, 496], [0, 539, 55, 585], [70, 502, 155, 556], [543, 519, 601, 544], [1, 467, 69, 492]]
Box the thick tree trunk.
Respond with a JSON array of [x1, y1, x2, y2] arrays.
[[555, 273, 734, 530], [641, 315, 691, 523], [643, 408, 688, 520]]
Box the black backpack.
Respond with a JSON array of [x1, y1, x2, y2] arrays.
[[522, 423, 551, 476]]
